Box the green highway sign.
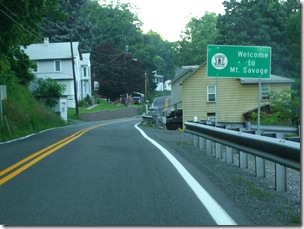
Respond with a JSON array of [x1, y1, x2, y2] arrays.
[[207, 45, 271, 78]]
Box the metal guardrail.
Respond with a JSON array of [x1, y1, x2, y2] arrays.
[[184, 121, 300, 171], [249, 123, 300, 135]]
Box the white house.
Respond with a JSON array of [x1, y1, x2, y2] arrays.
[[24, 38, 92, 108], [79, 53, 92, 101], [164, 80, 171, 91]]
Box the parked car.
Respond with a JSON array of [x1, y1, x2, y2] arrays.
[[133, 96, 141, 104]]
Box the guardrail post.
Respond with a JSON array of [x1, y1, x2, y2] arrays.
[[239, 151, 248, 168], [199, 137, 205, 150], [226, 146, 233, 163], [193, 135, 199, 148], [275, 163, 287, 191], [206, 139, 212, 154], [215, 142, 222, 159], [255, 157, 265, 177], [184, 121, 300, 193]]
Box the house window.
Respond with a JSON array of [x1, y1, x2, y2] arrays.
[[32, 61, 39, 72], [94, 81, 99, 90], [83, 66, 87, 77], [207, 85, 216, 102], [261, 84, 270, 100], [54, 60, 61, 72]]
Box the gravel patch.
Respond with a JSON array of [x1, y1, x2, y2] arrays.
[[140, 126, 301, 226]]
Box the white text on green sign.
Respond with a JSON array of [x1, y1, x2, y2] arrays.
[[207, 45, 271, 78]]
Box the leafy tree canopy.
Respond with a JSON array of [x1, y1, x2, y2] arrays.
[[175, 12, 218, 66], [41, 0, 93, 52], [0, 0, 60, 86], [216, 0, 300, 78], [92, 42, 145, 100]]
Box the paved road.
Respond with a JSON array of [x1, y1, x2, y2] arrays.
[[152, 96, 170, 109], [152, 96, 171, 115], [0, 118, 245, 226]]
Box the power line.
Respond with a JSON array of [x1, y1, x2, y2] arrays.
[[0, 2, 43, 43], [0, 1, 141, 77]]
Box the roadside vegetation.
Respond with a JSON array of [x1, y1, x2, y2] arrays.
[[0, 82, 66, 142]]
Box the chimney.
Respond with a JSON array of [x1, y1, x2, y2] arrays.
[[44, 37, 49, 46]]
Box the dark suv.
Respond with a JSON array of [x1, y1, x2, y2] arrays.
[[166, 108, 183, 130]]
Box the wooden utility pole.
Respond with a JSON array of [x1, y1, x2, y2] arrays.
[[70, 34, 79, 115]]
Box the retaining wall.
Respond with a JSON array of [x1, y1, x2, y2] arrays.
[[78, 107, 139, 121]]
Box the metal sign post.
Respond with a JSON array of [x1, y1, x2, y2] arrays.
[[257, 79, 261, 133], [215, 77, 218, 126]]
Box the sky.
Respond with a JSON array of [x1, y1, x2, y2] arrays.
[[108, 0, 226, 42]]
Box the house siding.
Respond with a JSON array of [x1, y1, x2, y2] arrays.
[[24, 42, 92, 108], [183, 66, 207, 122], [182, 64, 292, 124], [171, 82, 182, 108], [35, 60, 73, 79]]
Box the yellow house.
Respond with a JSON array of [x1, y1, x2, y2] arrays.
[[180, 62, 294, 124]]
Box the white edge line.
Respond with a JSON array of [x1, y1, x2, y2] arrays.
[[135, 123, 237, 225]]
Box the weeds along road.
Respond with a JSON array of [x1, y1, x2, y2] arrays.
[[0, 117, 250, 226]]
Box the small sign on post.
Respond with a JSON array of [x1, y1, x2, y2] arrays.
[[0, 85, 7, 100]]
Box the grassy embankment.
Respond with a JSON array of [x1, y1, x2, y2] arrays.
[[68, 98, 145, 120], [0, 83, 66, 142], [0, 89, 168, 142]]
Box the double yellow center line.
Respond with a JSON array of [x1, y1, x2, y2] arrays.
[[0, 123, 105, 186]]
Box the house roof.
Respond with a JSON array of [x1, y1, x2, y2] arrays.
[[174, 65, 200, 77], [23, 42, 80, 60], [172, 65, 200, 84], [80, 53, 91, 66], [239, 74, 294, 84], [179, 62, 293, 85]]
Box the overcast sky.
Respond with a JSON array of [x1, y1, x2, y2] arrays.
[[103, 0, 226, 42]]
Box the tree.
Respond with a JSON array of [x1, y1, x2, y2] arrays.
[[285, 9, 300, 79], [216, 0, 296, 77], [175, 12, 218, 66], [92, 42, 145, 100], [83, 0, 142, 51], [270, 89, 300, 125], [0, 0, 60, 85], [84, 1, 176, 97], [133, 31, 176, 78], [32, 77, 66, 107], [41, 0, 93, 52]]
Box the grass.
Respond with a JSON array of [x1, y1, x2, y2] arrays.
[[246, 183, 272, 201], [0, 83, 67, 142], [68, 99, 144, 120], [290, 214, 301, 224], [176, 140, 192, 146], [235, 177, 273, 201]]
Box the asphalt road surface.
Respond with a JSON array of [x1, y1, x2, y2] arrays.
[[152, 96, 170, 109], [0, 118, 248, 226]]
